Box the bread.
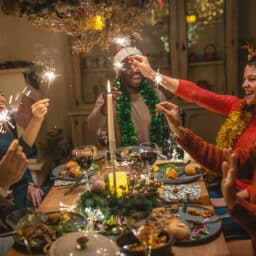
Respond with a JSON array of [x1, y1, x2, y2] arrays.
[[184, 162, 201, 176], [166, 219, 190, 241], [66, 160, 79, 169], [87, 145, 98, 159]]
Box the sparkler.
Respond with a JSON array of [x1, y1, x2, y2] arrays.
[[153, 69, 167, 89], [0, 90, 25, 134]]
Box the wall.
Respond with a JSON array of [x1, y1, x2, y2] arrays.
[[0, 12, 74, 144]]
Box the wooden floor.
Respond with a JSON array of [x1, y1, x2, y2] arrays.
[[227, 239, 253, 256]]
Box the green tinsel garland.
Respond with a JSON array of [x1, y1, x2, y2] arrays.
[[115, 77, 164, 146]]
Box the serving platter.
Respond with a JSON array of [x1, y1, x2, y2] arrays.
[[155, 162, 202, 184]]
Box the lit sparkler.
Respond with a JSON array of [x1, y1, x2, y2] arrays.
[[0, 92, 23, 134], [153, 69, 167, 89]]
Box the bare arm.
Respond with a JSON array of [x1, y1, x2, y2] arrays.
[[130, 55, 179, 93], [22, 98, 49, 147]]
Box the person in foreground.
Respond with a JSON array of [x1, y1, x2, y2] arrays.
[[87, 47, 166, 147], [155, 101, 252, 239], [0, 139, 27, 256], [0, 139, 27, 206], [0, 92, 50, 219], [221, 149, 256, 255]]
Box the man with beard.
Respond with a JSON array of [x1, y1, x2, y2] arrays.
[[87, 47, 166, 147]]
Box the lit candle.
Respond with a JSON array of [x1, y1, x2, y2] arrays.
[[107, 80, 116, 160], [107, 80, 117, 195]]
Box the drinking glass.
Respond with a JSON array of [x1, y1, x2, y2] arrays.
[[135, 224, 158, 256], [139, 142, 159, 183], [72, 145, 94, 190], [97, 128, 109, 164]]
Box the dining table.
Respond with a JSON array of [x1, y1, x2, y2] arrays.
[[6, 176, 231, 256]]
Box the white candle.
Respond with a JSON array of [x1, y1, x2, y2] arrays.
[[107, 80, 116, 161]]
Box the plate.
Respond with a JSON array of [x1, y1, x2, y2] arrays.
[[171, 204, 221, 245], [155, 162, 202, 184], [52, 162, 101, 180], [6, 209, 85, 253]]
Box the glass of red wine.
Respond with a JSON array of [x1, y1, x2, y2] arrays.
[[139, 142, 159, 184], [72, 145, 94, 190], [97, 128, 109, 164]]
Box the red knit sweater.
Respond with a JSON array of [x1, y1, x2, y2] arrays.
[[177, 128, 256, 253], [176, 79, 256, 189]]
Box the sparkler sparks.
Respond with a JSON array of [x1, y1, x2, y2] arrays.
[[0, 87, 30, 134], [153, 70, 167, 89], [113, 61, 124, 72]]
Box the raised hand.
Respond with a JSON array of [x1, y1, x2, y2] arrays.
[[0, 140, 27, 190], [221, 148, 238, 209], [155, 101, 184, 138], [32, 98, 50, 121], [129, 55, 154, 79]]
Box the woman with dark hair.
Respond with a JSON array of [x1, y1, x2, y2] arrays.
[[0, 91, 49, 218]]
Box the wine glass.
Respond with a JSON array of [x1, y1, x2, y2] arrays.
[[72, 145, 94, 190], [135, 223, 158, 256], [97, 128, 109, 164], [139, 142, 159, 183]]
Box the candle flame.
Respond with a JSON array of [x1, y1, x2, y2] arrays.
[[107, 80, 111, 93]]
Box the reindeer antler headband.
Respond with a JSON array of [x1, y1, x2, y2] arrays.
[[241, 44, 256, 61]]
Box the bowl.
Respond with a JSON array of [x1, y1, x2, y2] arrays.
[[116, 230, 173, 256]]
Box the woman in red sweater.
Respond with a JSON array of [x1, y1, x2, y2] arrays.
[[156, 101, 256, 253], [131, 54, 256, 191]]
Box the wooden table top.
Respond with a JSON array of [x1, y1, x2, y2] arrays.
[[7, 180, 231, 256]]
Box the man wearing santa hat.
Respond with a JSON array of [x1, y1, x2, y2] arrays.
[[87, 46, 166, 147]]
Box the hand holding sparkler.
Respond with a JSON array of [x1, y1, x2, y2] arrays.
[[22, 98, 50, 147], [31, 98, 50, 121], [129, 55, 155, 79]]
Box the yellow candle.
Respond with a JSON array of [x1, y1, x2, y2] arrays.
[[108, 171, 129, 197]]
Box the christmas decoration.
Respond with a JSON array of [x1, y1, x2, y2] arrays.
[[1, 0, 164, 53], [115, 77, 164, 146]]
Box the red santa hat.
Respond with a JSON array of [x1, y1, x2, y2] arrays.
[[113, 47, 143, 65]]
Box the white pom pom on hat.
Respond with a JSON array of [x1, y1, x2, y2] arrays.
[[113, 47, 143, 65]]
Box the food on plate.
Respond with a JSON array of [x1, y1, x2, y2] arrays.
[[173, 187, 179, 193], [149, 207, 190, 241], [188, 207, 201, 216], [120, 147, 133, 158], [66, 160, 80, 169], [166, 169, 178, 179], [46, 212, 71, 225], [59, 160, 82, 178], [166, 219, 191, 241], [69, 167, 82, 178], [14, 211, 84, 253], [201, 210, 214, 218], [169, 204, 179, 213], [184, 162, 201, 176]]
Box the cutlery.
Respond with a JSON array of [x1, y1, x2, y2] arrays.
[[64, 175, 87, 196]]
